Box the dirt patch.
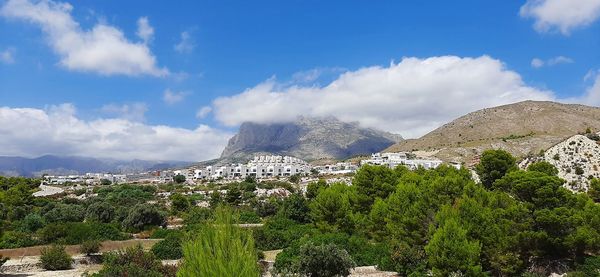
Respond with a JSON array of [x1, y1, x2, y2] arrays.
[[0, 239, 161, 259]]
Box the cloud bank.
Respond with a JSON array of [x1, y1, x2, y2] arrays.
[[0, 0, 168, 76], [212, 55, 554, 138], [0, 104, 232, 161], [520, 0, 600, 35]]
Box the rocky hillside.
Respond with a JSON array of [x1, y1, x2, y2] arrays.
[[386, 101, 600, 164], [220, 117, 402, 162], [543, 134, 600, 191]]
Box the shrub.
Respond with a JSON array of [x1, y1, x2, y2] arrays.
[[19, 213, 45, 232], [575, 166, 585, 175], [151, 234, 182, 259], [297, 242, 356, 277], [86, 201, 116, 223], [0, 230, 38, 248], [91, 244, 175, 277], [122, 204, 166, 232], [238, 210, 262, 224], [40, 245, 72, 270], [80, 240, 102, 255], [178, 206, 259, 276]]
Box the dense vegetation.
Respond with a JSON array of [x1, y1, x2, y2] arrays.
[[3, 149, 600, 276]]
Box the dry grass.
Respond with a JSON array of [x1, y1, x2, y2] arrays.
[[0, 239, 161, 259]]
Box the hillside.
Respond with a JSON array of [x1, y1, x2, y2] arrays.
[[0, 155, 191, 177], [543, 134, 600, 191], [220, 116, 403, 162], [386, 101, 600, 164]]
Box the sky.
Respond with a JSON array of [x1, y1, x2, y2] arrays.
[[0, 0, 599, 161]]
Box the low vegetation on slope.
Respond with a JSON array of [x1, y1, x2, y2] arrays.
[[387, 101, 600, 163]]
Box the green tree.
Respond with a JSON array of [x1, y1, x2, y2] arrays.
[[306, 179, 327, 199], [279, 193, 311, 223], [86, 201, 115, 223], [425, 219, 483, 276], [588, 179, 600, 202], [352, 165, 402, 213], [122, 204, 166, 232], [527, 161, 558, 176], [475, 149, 517, 188], [173, 174, 186, 184], [170, 193, 190, 214], [178, 206, 260, 276], [297, 242, 356, 277], [310, 183, 354, 233], [92, 244, 176, 277]]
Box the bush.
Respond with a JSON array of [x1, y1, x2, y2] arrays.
[[178, 206, 259, 276], [151, 234, 182, 259], [92, 244, 176, 277], [80, 240, 102, 255], [297, 242, 356, 277], [122, 204, 166, 232], [238, 210, 262, 224], [86, 202, 115, 223], [40, 245, 72, 270]]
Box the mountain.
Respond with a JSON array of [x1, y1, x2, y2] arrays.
[[220, 116, 403, 162], [0, 155, 191, 177], [385, 101, 600, 164]]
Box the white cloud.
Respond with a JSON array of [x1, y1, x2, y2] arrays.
[[174, 31, 194, 54], [196, 106, 212, 119], [531, 58, 545, 68], [0, 0, 168, 76], [520, 0, 600, 35], [212, 55, 554, 138], [163, 89, 188, 105], [100, 103, 148, 122], [0, 47, 15, 64], [570, 72, 600, 105], [0, 104, 232, 161], [136, 16, 154, 44], [531, 55, 574, 68]]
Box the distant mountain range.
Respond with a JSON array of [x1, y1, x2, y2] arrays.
[[386, 101, 600, 163], [219, 116, 403, 163], [0, 155, 191, 177]]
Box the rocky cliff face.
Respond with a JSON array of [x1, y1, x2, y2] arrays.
[[220, 117, 403, 162]]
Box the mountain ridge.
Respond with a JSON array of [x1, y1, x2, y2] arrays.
[[220, 116, 403, 163]]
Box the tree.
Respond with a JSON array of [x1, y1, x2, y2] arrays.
[[289, 174, 301, 184], [279, 193, 311, 223], [151, 233, 182, 260], [588, 179, 600, 203], [297, 242, 356, 277], [173, 174, 186, 184], [425, 219, 482, 276], [40, 244, 73, 270], [306, 179, 327, 199], [178, 206, 259, 276], [225, 187, 242, 206], [527, 161, 558, 176], [122, 204, 166, 232], [475, 149, 517, 188], [86, 201, 115, 223], [352, 165, 401, 213], [310, 184, 354, 233], [170, 193, 190, 214], [100, 179, 112, 186]]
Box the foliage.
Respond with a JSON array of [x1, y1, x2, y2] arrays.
[[80, 240, 102, 255], [183, 207, 213, 224], [306, 179, 327, 199], [527, 161, 559, 176], [151, 233, 183, 259], [170, 193, 191, 214], [86, 201, 115, 223], [425, 218, 483, 276], [122, 204, 166, 232], [178, 206, 260, 276], [475, 149, 517, 188], [297, 242, 356, 277], [253, 216, 315, 250], [278, 193, 311, 223], [238, 209, 262, 223], [92, 244, 176, 277], [40, 244, 72, 270], [310, 183, 354, 233], [173, 174, 186, 184]]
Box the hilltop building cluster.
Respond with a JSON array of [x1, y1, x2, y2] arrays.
[[361, 152, 449, 169], [41, 152, 454, 186]]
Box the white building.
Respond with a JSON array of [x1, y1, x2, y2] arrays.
[[193, 155, 310, 180], [361, 152, 444, 170]]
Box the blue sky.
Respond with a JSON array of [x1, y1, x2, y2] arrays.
[[0, 0, 599, 161]]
